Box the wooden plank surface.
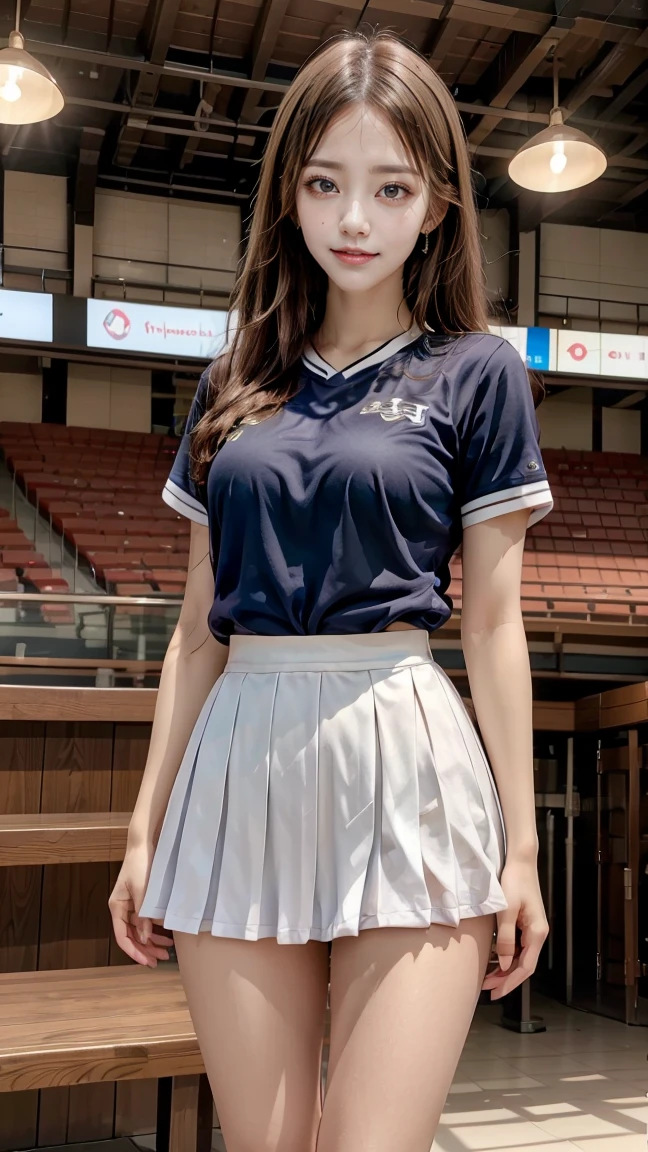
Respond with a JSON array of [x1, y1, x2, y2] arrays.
[[0, 813, 130, 865], [576, 682, 648, 730], [0, 685, 584, 730], [0, 966, 203, 1092], [531, 700, 576, 731], [0, 687, 157, 722]]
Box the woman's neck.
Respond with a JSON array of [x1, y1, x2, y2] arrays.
[[313, 276, 413, 369]]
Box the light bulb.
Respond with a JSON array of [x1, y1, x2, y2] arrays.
[[549, 142, 567, 175], [0, 79, 21, 102], [0, 66, 24, 104]]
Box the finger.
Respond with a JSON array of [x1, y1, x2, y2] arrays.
[[147, 930, 173, 947], [111, 904, 162, 967], [488, 944, 542, 999], [133, 921, 173, 950], [482, 949, 529, 990], [126, 923, 170, 961], [119, 926, 160, 967], [148, 944, 172, 960], [495, 908, 519, 973], [136, 916, 151, 944], [491, 970, 529, 1000], [131, 915, 153, 944], [112, 911, 135, 953]]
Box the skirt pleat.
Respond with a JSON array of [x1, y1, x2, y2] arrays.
[[138, 632, 508, 943], [361, 667, 432, 927], [260, 671, 320, 942], [413, 662, 507, 922]]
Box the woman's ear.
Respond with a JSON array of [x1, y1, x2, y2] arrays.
[[423, 200, 449, 233]]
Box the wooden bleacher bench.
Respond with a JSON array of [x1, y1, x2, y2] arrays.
[[0, 811, 131, 864], [0, 683, 214, 1149], [0, 966, 213, 1152]]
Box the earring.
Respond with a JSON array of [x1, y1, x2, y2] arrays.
[[295, 220, 301, 230], [422, 231, 429, 255]]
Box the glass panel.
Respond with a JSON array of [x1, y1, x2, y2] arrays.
[[0, 592, 182, 687]]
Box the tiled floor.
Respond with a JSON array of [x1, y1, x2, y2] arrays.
[[432, 993, 648, 1152], [29, 994, 648, 1152]]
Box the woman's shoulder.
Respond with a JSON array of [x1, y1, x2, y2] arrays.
[[417, 329, 518, 377]]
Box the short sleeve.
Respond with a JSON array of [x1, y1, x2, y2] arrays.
[[457, 339, 553, 530], [162, 367, 210, 525]]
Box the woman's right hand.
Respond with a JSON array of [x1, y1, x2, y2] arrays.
[[108, 843, 173, 967]]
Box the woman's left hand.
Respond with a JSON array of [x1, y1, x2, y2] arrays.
[[482, 859, 549, 1000]]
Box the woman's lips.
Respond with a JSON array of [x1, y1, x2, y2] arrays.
[[331, 249, 378, 265]]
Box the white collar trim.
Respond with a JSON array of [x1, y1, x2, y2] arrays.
[[302, 323, 425, 381]]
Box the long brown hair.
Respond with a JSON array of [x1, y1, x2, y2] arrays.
[[191, 29, 497, 483]]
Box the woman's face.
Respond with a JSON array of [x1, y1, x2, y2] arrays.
[[295, 103, 435, 295]]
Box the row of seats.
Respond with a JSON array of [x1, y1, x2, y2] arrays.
[[0, 420, 188, 597], [2, 426, 648, 620], [450, 446, 648, 621], [0, 509, 73, 622], [449, 449, 648, 615]]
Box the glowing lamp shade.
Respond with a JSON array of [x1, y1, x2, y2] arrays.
[[508, 108, 607, 193], [0, 31, 64, 125]]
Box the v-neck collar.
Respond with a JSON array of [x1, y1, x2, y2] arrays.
[[302, 323, 425, 382]]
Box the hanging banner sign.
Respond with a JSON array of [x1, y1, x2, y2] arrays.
[[86, 299, 230, 359], [488, 325, 556, 372], [0, 288, 53, 343], [490, 324, 648, 382]]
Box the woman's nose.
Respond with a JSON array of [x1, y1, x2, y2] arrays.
[[340, 200, 370, 235]]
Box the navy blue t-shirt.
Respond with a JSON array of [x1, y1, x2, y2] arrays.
[[163, 325, 553, 645]]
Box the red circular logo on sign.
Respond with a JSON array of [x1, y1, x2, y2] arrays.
[[103, 308, 131, 340], [567, 342, 588, 362]]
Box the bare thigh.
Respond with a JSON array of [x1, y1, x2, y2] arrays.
[[317, 914, 495, 1152], [173, 931, 330, 1152]]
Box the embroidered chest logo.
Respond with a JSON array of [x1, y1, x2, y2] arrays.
[[359, 398, 429, 424]]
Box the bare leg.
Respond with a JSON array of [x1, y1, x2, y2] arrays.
[[317, 914, 495, 1152], [173, 931, 330, 1152]]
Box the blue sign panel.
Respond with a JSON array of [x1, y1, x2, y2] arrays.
[[525, 327, 551, 371]]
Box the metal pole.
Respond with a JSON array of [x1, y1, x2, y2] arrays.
[[547, 809, 555, 970], [566, 736, 575, 1004]]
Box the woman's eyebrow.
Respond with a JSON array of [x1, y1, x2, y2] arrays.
[[306, 158, 419, 175]]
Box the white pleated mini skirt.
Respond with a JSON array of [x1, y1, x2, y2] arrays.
[[138, 630, 508, 944]]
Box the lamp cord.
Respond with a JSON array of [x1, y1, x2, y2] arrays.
[[15, 0, 21, 32], [553, 51, 559, 111]]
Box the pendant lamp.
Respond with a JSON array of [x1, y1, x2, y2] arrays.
[[508, 53, 606, 193], [0, 0, 64, 125]]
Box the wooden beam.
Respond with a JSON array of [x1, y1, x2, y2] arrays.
[[562, 32, 645, 117], [468, 25, 571, 148], [114, 0, 183, 168], [239, 0, 291, 124]]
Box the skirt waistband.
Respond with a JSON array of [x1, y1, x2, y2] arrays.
[[225, 630, 435, 673]]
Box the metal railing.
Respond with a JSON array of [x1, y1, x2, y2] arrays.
[[538, 289, 648, 330], [91, 252, 235, 303], [0, 244, 72, 291]]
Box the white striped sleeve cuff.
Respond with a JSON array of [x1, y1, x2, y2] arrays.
[[162, 478, 209, 525], [461, 479, 553, 529]]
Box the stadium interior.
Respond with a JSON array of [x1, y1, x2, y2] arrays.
[[1, 0, 648, 1149]]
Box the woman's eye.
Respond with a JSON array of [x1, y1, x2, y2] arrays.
[[381, 183, 409, 200], [306, 177, 337, 195]]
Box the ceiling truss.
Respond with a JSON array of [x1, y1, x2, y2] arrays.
[[0, 0, 646, 231]]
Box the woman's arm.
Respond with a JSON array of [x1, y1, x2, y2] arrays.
[[127, 520, 229, 850], [460, 506, 537, 862]]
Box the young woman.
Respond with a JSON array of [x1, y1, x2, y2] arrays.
[[109, 28, 552, 1152]]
